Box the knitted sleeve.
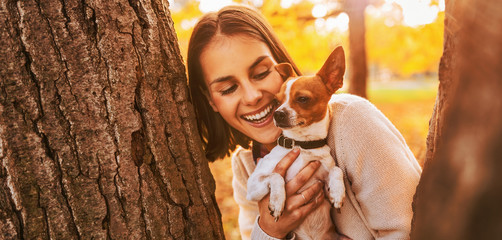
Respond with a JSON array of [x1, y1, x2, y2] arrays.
[[232, 148, 297, 240], [231, 148, 259, 240], [332, 95, 422, 239], [251, 217, 296, 240]]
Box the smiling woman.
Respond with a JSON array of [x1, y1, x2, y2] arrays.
[[187, 5, 301, 162], [200, 35, 284, 150]]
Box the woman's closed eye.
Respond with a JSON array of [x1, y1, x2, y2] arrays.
[[253, 69, 271, 80], [220, 84, 238, 95]]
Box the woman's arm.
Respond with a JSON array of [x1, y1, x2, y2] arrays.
[[232, 148, 259, 240], [332, 96, 422, 239]]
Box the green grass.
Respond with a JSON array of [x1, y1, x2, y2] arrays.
[[368, 83, 437, 166], [369, 87, 437, 103]]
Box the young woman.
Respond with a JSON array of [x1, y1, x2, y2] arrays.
[[187, 5, 422, 240]]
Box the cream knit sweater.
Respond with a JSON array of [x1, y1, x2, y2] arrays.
[[231, 94, 422, 240]]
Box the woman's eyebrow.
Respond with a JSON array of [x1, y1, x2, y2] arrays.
[[209, 76, 233, 87], [249, 56, 269, 70], [209, 56, 271, 87]]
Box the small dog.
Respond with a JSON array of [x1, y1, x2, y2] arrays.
[[246, 46, 346, 240]]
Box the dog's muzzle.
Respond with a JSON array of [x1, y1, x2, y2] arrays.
[[273, 110, 290, 128]]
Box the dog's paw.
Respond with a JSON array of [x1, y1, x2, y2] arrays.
[[328, 187, 345, 210], [268, 173, 286, 221], [327, 167, 345, 210], [268, 204, 283, 222], [268, 194, 285, 221]]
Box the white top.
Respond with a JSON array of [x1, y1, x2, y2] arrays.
[[231, 93, 422, 240]]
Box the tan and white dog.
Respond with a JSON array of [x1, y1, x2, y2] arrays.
[[246, 46, 346, 240]]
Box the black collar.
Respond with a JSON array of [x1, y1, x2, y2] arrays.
[[276, 135, 327, 149]]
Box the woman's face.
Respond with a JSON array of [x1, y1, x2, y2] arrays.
[[200, 34, 283, 145]]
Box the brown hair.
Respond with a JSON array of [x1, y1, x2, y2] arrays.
[[187, 5, 301, 161]]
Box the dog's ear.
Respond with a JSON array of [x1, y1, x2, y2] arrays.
[[317, 46, 345, 94], [275, 63, 296, 81]]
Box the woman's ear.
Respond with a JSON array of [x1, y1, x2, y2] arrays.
[[199, 86, 219, 112], [275, 63, 296, 81]]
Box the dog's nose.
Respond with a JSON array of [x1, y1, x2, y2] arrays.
[[274, 111, 288, 123]]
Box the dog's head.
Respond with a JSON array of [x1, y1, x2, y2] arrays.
[[273, 46, 345, 129]]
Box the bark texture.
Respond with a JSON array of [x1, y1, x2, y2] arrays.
[[346, 0, 368, 99], [0, 0, 223, 239], [423, 0, 459, 166], [411, 0, 502, 239]]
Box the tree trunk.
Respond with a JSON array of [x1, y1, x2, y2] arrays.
[[346, 0, 368, 99], [0, 0, 224, 239], [423, 0, 460, 166], [411, 0, 502, 239]]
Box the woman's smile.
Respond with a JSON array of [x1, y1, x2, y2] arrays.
[[200, 34, 283, 144], [240, 100, 279, 127]]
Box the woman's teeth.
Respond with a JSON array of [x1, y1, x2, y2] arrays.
[[242, 104, 273, 123]]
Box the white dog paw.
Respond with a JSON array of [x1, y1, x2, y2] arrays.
[[268, 202, 284, 222], [268, 187, 285, 221], [328, 167, 345, 211], [268, 173, 286, 221], [329, 189, 345, 210]]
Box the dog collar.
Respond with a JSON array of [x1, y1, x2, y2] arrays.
[[276, 135, 327, 149]]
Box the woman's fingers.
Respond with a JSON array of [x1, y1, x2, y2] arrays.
[[273, 148, 300, 176], [286, 181, 324, 211], [288, 189, 325, 222], [285, 161, 321, 196], [257, 186, 325, 238]]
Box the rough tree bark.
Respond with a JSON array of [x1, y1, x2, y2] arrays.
[[345, 0, 368, 99], [0, 0, 224, 239], [411, 0, 502, 239], [423, 0, 459, 166]]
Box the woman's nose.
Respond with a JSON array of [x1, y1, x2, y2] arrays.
[[241, 82, 262, 106]]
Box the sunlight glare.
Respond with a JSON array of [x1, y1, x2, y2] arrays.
[[312, 4, 328, 18], [281, 0, 301, 9], [331, 13, 349, 32], [384, 0, 440, 27], [198, 0, 233, 13], [181, 18, 198, 30], [250, 0, 264, 8], [315, 12, 349, 34], [167, 0, 183, 12], [439, 0, 445, 11]]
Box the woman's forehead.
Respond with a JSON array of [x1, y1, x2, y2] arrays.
[[205, 33, 268, 52], [200, 35, 274, 79]]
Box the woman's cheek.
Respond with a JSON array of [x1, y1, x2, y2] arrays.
[[210, 95, 225, 112], [211, 94, 238, 120], [270, 72, 284, 94]]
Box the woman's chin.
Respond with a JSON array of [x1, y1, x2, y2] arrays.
[[239, 113, 282, 144], [253, 128, 281, 145]]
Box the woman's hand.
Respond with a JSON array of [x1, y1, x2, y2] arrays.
[[257, 148, 325, 239]]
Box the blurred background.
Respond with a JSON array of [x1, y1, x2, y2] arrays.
[[169, 0, 443, 238]]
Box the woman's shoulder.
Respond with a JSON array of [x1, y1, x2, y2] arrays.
[[327, 93, 396, 140], [231, 147, 252, 166], [329, 93, 371, 108], [232, 146, 252, 158], [231, 147, 256, 177], [329, 92, 366, 103], [329, 93, 378, 117]]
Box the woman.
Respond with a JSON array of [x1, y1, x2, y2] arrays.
[[187, 5, 422, 240]]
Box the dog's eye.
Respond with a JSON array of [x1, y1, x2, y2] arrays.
[[296, 96, 310, 104]]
